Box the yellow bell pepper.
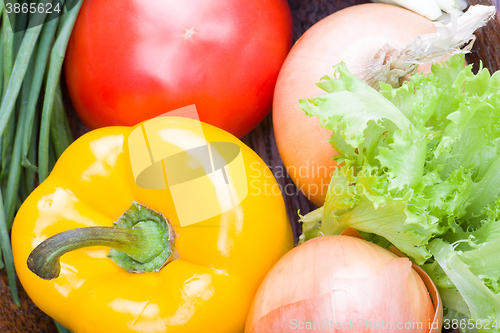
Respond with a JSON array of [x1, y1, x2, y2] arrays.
[[12, 116, 293, 333]]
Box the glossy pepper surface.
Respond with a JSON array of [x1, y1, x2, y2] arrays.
[[12, 116, 293, 333]]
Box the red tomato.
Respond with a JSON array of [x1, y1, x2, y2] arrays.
[[65, 0, 292, 138]]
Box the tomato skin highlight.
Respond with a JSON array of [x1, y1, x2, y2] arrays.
[[64, 0, 293, 138]]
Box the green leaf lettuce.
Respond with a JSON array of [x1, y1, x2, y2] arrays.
[[300, 54, 500, 328]]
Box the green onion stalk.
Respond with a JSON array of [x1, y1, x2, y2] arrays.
[[0, 0, 82, 320]]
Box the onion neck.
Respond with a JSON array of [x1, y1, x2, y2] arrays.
[[27, 202, 177, 280], [359, 5, 496, 90]]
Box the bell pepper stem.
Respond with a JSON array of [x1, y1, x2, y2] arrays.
[[27, 202, 177, 280]]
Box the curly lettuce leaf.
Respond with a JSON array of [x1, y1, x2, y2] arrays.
[[428, 239, 500, 332], [300, 55, 494, 262], [300, 54, 500, 324], [300, 62, 413, 150]]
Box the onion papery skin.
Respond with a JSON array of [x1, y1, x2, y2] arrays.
[[245, 236, 436, 333]]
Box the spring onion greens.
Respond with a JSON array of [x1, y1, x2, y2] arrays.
[[55, 320, 73, 333], [38, 0, 82, 182], [0, 0, 82, 309]]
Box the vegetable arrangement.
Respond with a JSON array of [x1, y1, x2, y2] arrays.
[[3, 0, 500, 333], [12, 116, 293, 332]]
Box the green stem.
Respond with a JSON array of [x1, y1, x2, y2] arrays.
[[22, 2, 62, 170], [38, 0, 83, 182], [28, 202, 177, 280], [298, 206, 323, 244], [0, 22, 42, 140], [50, 82, 72, 157], [56, 0, 74, 34], [2, 7, 14, 98], [1, 103, 15, 180], [24, 110, 38, 193], [54, 320, 72, 333], [0, 189, 19, 306], [48, 130, 56, 172], [18, 168, 27, 202], [29, 226, 160, 279], [12, 7, 29, 58], [4, 46, 35, 228], [0, 10, 4, 97]]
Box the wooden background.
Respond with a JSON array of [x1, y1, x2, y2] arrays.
[[1, 0, 499, 331]]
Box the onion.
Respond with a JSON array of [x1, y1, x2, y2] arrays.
[[245, 233, 441, 333], [273, 4, 436, 206], [272, 3, 494, 206]]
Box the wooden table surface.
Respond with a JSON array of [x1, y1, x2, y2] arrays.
[[1, 0, 499, 331]]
